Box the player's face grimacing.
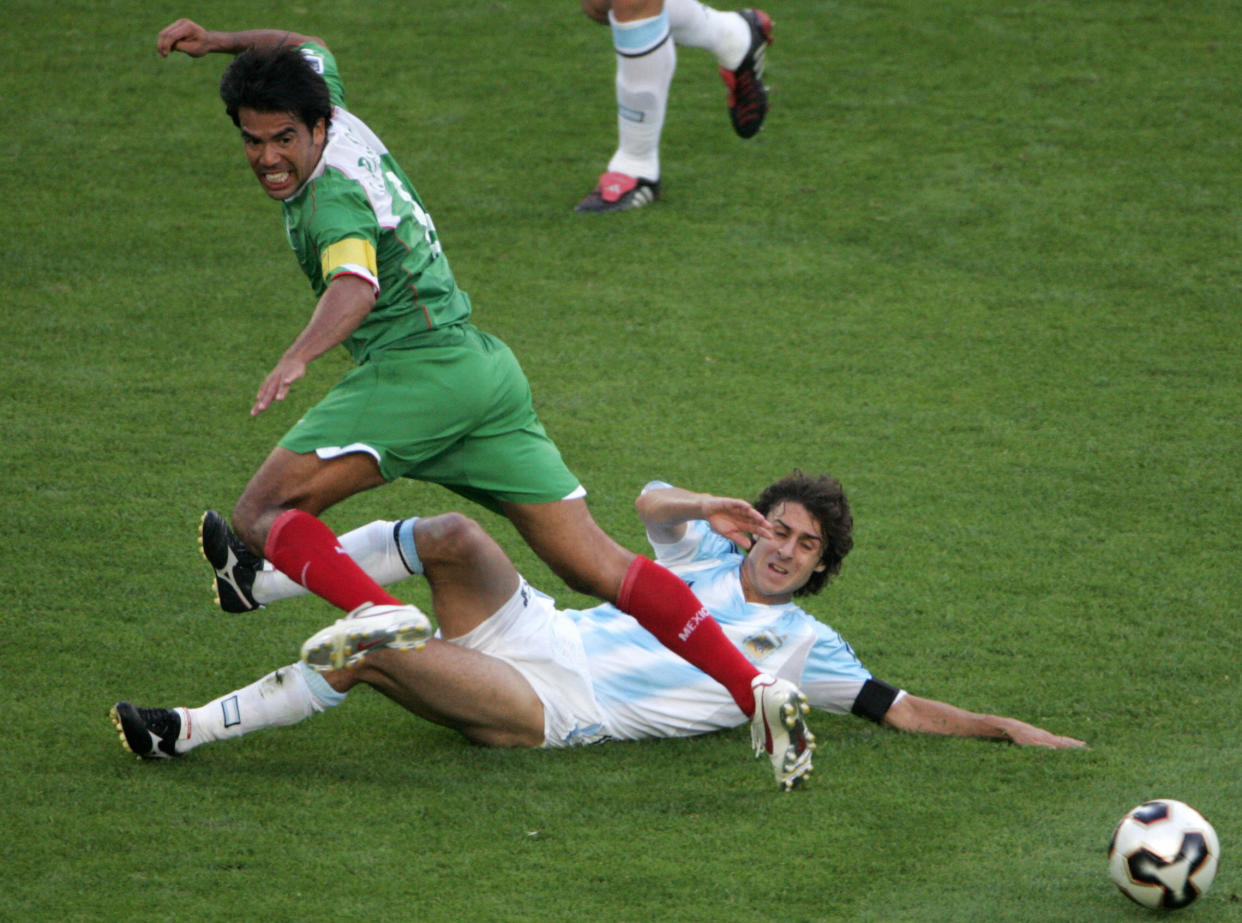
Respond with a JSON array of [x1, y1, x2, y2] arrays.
[[739, 501, 827, 605], [238, 108, 326, 201]]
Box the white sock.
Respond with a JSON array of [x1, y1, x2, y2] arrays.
[[607, 10, 675, 181], [252, 518, 422, 604], [665, 0, 750, 69], [178, 661, 346, 752]]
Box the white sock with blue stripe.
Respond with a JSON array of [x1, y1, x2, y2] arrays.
[[178, 661, 346, 753], [607, 8, 675, 181]]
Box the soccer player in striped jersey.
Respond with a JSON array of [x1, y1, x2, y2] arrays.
[[111, 473, 1084, 789], [153, 20, 803, 785]]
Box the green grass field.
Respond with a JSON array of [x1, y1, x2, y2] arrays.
[[4, 0, 1240, 919]]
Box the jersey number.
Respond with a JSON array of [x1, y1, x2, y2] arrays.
[[386, 170, 443, 259]]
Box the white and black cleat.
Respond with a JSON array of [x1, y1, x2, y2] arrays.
[[199, 510, 263, 613]]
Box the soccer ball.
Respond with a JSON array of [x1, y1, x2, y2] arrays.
[[1108, 799, 1220, 910]]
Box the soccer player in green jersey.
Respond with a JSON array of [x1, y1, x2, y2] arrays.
[[155, 18, 811, 788]]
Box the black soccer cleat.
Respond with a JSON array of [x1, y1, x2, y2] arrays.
[[720, 9, 774, 139], [574, 172, 661, 213], [110, 702, 182, 759], [199, 509, 263, 613]]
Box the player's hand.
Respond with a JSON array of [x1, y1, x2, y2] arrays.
[[158, 19, 214, 58], [703, 497, 773, 550], [1008, 723, 1088, 749], [251, 357, 307, 416]]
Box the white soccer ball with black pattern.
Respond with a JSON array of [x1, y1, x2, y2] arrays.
[[1108, 799, 1220, 911]]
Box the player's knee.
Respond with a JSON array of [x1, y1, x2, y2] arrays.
[[581, 0, 611, 24], [413, 512, 488, 567]]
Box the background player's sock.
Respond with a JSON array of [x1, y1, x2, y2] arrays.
[[606, 9, 675, 181], [253, 518, 422, 604], [264, 509, 405, 613], [616, 555, 759, 715], [179, 662, 346, 753], [666, 0, 751, 69]]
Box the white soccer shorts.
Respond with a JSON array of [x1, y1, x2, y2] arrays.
[[447, 579, 611, 748]]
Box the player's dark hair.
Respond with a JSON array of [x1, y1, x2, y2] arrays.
[[218, 44, 332, 131], [753, 470, 853, 597]]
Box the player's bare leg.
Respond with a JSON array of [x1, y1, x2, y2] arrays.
[[409, 513, 526, 639], [330, 643, 546, 748], [230, 447, 386, 553]]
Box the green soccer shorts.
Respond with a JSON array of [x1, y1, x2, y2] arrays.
[[279, 324, 583, 512]]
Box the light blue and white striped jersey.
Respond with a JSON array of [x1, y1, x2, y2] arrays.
[[565, 493, 877, 741]]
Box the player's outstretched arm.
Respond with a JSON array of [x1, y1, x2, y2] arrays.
[[251, 275, 376, 416], [882, 693, 1087, 749], [157, 18, 325, 58], [635, 485, 773, 549]]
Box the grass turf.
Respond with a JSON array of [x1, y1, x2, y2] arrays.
[[2, 0, 1239, 919]]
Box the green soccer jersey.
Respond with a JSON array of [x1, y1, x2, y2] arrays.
[[280, 43, 472, 364]]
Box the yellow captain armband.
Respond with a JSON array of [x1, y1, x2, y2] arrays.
[[321, 238, 378, 284]]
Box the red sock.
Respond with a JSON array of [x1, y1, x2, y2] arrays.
[[264, 509, 404, 613], [617, 555, 759, 716]]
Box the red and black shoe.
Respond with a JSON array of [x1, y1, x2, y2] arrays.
[[574, 171, 661, 213], [720, 9, 774, 139]]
